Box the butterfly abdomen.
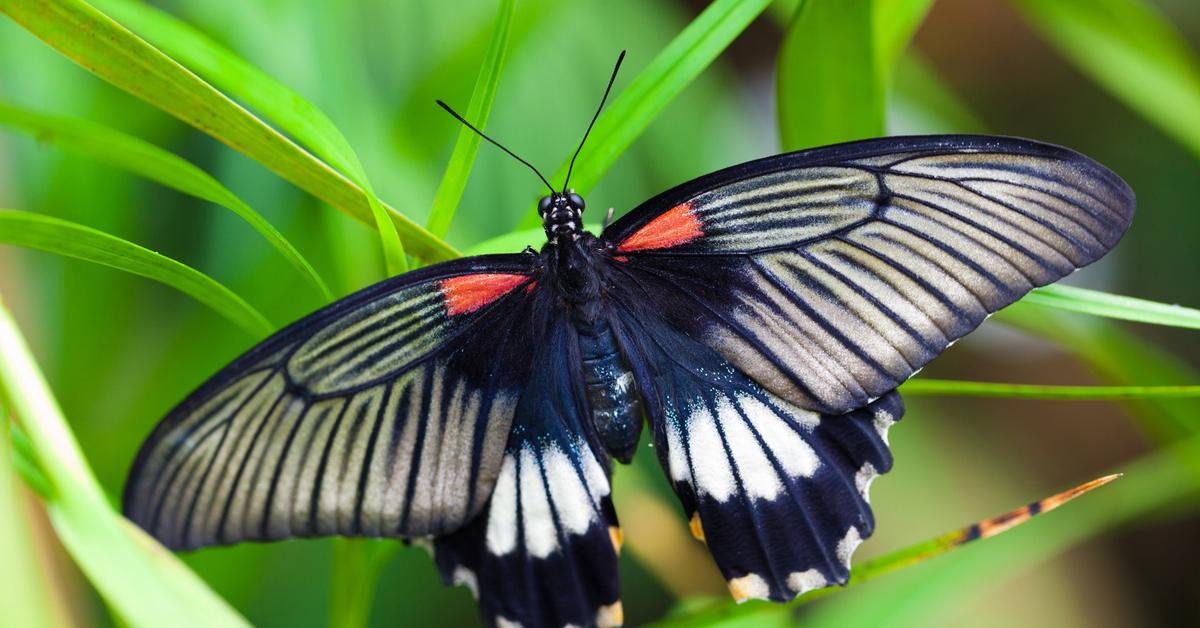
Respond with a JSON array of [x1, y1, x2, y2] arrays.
[[576, 315, 645, 464]]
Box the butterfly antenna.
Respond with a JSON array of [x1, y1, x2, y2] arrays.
[[563, 49, 626, 193], [436, 100, 554, 193]]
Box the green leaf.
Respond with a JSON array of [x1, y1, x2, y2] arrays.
[[998, 304, 1200, 442], [86, 0, 409, 275], [0, 101, 333, 302], [901, 379, 1200, 400], [0, 210, 273, 338], [426, 0, 515, 239], [8, 422, 52, 498], [874, 0, 937, 72], [0, 402, 59, 628], [1022, 284, 1200, 329], [777, 0, 884, 151], [0, 294, 250, 627], [1011, 0, 1200, 159], [798, 433, 1200, 628], [0, 0, 456, 263], [519, 0, 774, 228]]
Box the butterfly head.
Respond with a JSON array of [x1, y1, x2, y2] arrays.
[[539, 190, 586, 244]]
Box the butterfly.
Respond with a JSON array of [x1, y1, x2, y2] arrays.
[[123, 52, 1135, 628]]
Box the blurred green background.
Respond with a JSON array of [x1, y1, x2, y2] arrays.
[[2, 0, 1199, 626]]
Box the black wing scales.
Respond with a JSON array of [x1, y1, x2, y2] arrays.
[[605, 273, 902, 602], [604, 135, 1135, 415], [124, 255, 538, 550], [434, 311, 622, 628]]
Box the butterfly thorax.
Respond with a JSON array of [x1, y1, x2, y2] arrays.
[[544, 226, 646, 463]]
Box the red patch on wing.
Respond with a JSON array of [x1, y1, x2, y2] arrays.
[[440, 273, 527, 316], [617, 201, 703, 252]]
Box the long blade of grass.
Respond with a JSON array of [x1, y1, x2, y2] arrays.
[[777, 0, 884, 151], [901, 380, 1200, 400], [9, 422, 52, 498], [655, 474, 1121, 626], [800, 436, 1200, 628], [0, 102, 333, 301], [1022, 284, 1200, 329], [0, 0, 453, 263], [808, 474, 1122, 599], [425, 0, 515, 238], [0, 210, 272, 338], [88, 0, 408, 275], [1011, 0, 1200, 159], [0, 294, 250, 627], [0, 402, 60, 628], [518, 0, 774, 228]]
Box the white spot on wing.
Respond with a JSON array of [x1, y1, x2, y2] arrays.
[[716, 396, 781, 500], [485, 455, 517, 556], [738, 394, 819, 478], [495, 616, 523, 628], [452, 566, 478, 599], [544, 444, 594, 535], [855, 462, 879, 503], [728, 573, 771, 602], [666, 419, 688, 484], [873, 409, 895, 446], [520, 448, 557, 558], [836, 527, 862, 569], [687, 404, 736, 502], [579, 439, 611, 502], [595, 601, 623, 627], [787, 568, 828, 596]]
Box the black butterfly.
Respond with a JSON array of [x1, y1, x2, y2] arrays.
[[124, 53, 1134, 628]]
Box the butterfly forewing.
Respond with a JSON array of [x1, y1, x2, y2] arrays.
[[124, 255, 538, 550], [603, 135, 1135, 415]]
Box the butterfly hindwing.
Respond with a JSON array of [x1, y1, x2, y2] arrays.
[[604, 135, 1135, 415], [606, 289, 901, 602], [434, 311, 622, 628], [124, 255, 538, 550]]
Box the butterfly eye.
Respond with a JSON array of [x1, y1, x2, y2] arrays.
[[568, 192, 586, 210], [537, 195, 553, 215]]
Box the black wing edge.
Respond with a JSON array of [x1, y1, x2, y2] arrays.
[[121, 252, 536, 523], [602, 134, 1136, 245]]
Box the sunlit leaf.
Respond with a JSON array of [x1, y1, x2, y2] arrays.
[[88, 0, 409, 274], [1022, 284, 1200, 329], [902, 379, 1200, 400], [0, 210, 273, 338], [874, 0, 936, 72], [0, 402, 58, 627], [777, 0, 884, 151], [0, 295, 250, 627], [0, 101, 333, 301], [1012, 0, 1200, 159], [0, 0, 453, 262], [426, 0, 515, 238], [519, 0, 774, 228]]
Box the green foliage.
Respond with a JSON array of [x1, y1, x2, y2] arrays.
[[0, 102, 332, 301], [0, 0, 1197, 626], [1012, 0, 1200, 159], [1024, 284, 1200, 329], [0, 0, 447, 263], [0, 210, 272, 338], [517, 0, 774, 228], [0, 296, 250, 627], [426, 0, 516, 239], [777, 0, 883, 150]]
